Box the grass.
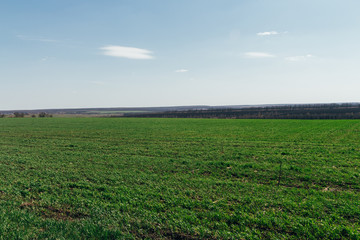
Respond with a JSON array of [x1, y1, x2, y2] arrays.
[[0, 118, 360, 239]]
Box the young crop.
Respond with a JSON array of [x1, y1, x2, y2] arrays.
[[0, 118, 359, 239]]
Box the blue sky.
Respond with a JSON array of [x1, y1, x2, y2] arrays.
[[1, 0, 360, 110]]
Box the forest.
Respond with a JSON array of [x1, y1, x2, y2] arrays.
[[122, 103, 360, 119]]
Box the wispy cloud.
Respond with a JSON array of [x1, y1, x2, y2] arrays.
[[285, 54, 314, 62], [40, 56, 56, 62], [17, 34, 58, 43], [100, 45, 154, 59], [175, 69, 189, 73], [257, 31, 279, 36], [245, 52, 276, 58]]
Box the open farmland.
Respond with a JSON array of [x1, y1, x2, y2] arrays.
[[0, 118, 360, 239]]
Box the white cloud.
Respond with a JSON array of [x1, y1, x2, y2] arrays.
[[257, 31, 279, 36], [245, 52, 276, 58], [285, 54, 314, 62], [175, 69, 189, 73], [100, 45, 154, 59]]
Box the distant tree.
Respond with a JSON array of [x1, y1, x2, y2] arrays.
[[38, 112, 52, 118], [0, 114, 5, 118], [13, 112, 25, 118]]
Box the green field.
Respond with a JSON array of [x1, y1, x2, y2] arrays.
[[1, 118, 360, 239]]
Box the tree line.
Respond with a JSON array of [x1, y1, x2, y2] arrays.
[[0, 112, 53, 118], [120, 103, 360, 119]]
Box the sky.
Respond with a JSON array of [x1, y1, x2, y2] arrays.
[[1, 0, 360, 110]]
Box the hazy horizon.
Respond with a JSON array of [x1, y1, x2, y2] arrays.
[[2, 0, 360, 110], [2, 101, 360, 112]]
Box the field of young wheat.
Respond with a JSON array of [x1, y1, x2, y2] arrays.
[[0, 118, 359, 239]]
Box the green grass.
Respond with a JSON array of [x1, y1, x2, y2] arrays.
[[0, 118, 360, 239]]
